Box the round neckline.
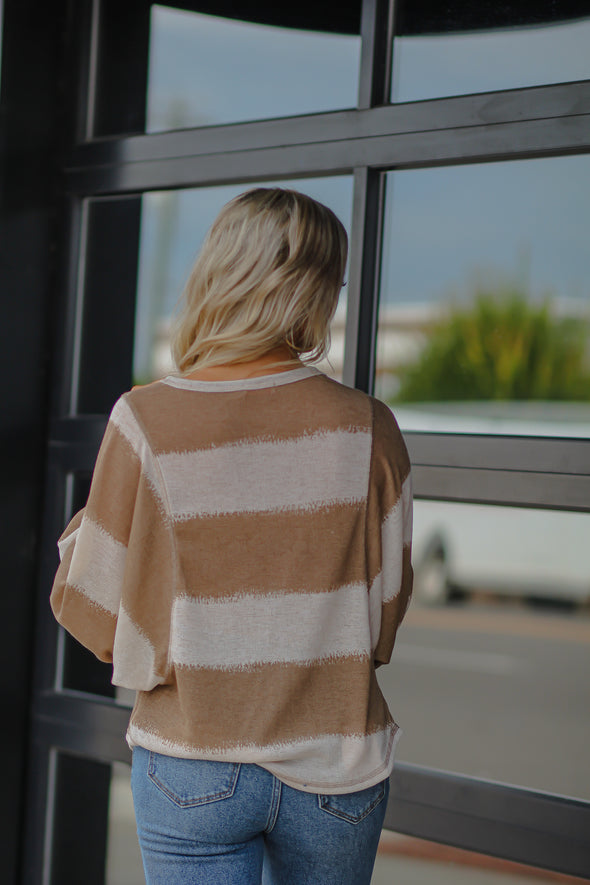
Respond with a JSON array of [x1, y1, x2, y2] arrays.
[[161, 365, 321, 392]]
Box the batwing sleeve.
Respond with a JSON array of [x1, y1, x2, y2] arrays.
[[366, 397, 413, 667], [50, 394, 174, 690]]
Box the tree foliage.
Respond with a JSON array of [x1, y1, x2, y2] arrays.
[[395, 291, 590, 403]]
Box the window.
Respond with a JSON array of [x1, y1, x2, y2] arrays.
[[28, 1, 590, 880], [375, 156, 590, 438]]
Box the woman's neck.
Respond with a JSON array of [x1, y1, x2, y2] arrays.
[[185, 345, 300, 381]]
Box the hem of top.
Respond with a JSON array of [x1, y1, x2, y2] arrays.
[[160, 365, 321, 392], [126, 724, 402, 796], [258, 726, 402, 795]]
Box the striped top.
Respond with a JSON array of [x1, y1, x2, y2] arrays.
[[51, 366, 413, 794]]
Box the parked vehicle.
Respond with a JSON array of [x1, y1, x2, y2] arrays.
[[412, 499, 590, 606], [390, 402, 590, 606]]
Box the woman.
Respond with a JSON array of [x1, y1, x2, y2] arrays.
[[51, 188, 413, 885]]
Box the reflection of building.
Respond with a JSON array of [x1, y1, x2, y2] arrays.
[[152, 303, 435, 387], [150, 306, 351, 381], [151, 304, 352, 382], [375, 304, 439, 399], [324, 304, 436, 388]]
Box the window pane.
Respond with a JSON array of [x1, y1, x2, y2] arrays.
[[76, 198, 141, 415], [375, 157, 590, 437], [373, 832, 564, 884], [147, 5, 360, 132], [106, 763, 144, 885], [133, 176, 353, 384], [377, 499, 590, 800], [392, 4, 590, 103]]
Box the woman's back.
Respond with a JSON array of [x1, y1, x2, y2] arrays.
[[51, 187, 413, 884], [52, 365, 412, 793]]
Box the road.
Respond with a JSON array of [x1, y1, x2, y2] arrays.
[[377, 597, 590, 801]]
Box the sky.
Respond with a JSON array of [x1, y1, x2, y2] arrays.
[[380, 155, 590, 307], [392, 17, 590, 103], [146, 5, 361, 129]]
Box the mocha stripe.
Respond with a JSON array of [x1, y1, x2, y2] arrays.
[[374, 552, 413, 665], [381, 474, 413, 603], [159, 429, 372, 519], [85, 427, 142, 546], [365, 400, 412, 589], [128, 373, 372, 455], [131, 656, 390, 750], [174, 502, 366, 600], [372, 398, 412, 487], [170, 583, 373, 670], [51, 584, 116, 664], [116, 477, 175, 660]]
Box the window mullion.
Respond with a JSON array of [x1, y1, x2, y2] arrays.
[[358, 0, 396, 108]]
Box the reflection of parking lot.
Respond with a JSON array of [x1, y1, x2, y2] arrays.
[[378, 597, 590, 801]]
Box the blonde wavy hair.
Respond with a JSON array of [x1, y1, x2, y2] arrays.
[[171, 188, 348, 373]]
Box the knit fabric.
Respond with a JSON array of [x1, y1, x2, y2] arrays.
[[51, 366, 413, 794]]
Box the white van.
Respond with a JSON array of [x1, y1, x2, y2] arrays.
[[411, 499, 590, 605], [391, 403, 590, 606]]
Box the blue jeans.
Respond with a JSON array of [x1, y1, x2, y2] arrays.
[[131, 747, 389, 885]]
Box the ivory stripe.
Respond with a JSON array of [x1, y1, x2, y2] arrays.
[[158, 429, 372, 519], [110, 397, 145, 457], [57, 526, 80, 560], [112, 606, 165, 691], [171, 583, 372, 670], [126, 723, 400, 793], [110, 397, 165, 507], [162, 365, 319, 392], [67, 516, 126, 616]]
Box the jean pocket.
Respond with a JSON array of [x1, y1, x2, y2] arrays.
[[318, 778, 389, 824], [147, 753, 241, 808]]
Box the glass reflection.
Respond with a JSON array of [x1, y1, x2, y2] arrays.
[[392, 9, 590, 103], [133, 176, 353, 385], [373, 832, 558, 884], [106, 763, 144, 885], [147, 5, 360, 132], [376, 156, 590, 437], [376, 499, 590, 801]]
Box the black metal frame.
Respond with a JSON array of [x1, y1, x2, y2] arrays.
[[9, 0, 590, 881]]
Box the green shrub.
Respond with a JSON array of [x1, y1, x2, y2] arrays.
[[395, 290, 590, 402]]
